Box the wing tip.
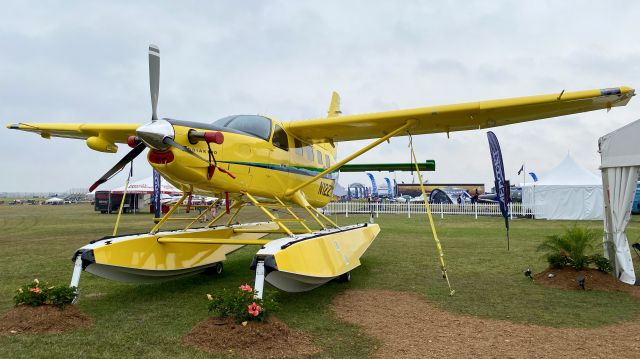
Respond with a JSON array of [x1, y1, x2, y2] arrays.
[[620, 86, 635, 96], [6, 123, 20, 129], [600, 86, 635, 97]]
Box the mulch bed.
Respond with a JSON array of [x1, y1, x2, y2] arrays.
[[533, 267, 640, 298], [0, 305, 92, 335], [332, 289, 640, 359], [182, 316, 320, 358]]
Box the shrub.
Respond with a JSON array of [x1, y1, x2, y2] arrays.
[[206, 284, 276, 323], [590, 254, 613, 273], [537, 225, 600, 270], [570, 256, 591, 271], [546, 253, 568, 269], [14, 279, 47, 307], [48, 286, 78, 309], [13, 279, 77, 309]]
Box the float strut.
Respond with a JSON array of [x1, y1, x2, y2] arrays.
[[70, 255, 83, 302], [254, 260, 265, 300]]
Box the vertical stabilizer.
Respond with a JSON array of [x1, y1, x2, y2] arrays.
[[328, 91, 341, 117]]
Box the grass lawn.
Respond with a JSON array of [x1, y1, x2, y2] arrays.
[[1, 204, 640, 358]]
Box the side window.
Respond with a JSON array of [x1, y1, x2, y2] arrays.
[[316, 151, 323, 166], [305, 145, 314, 161], [272, 125, 289, 151], [325, 154, 331, 168], [294, 138, 303, 156]]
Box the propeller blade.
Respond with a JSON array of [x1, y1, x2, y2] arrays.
[[148, 44, 160, 122], [89, 143, 146, 192], [162, 137, 209, 163]]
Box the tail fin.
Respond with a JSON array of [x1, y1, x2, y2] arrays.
[[327, 91, 341, 117]]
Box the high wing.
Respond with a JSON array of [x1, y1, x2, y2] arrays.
[[6, 123, 139, 152], [284, 87, 634, 143]]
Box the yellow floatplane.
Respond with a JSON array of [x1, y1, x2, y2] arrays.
[[7, 45, 635, 298]]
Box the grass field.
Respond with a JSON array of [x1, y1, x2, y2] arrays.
[[1, 204, 640, 358]]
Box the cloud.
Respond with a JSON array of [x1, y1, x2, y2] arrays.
[[2, 1, 640, 192]]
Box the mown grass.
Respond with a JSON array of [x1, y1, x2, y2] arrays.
[[1, 204, 639, 358]]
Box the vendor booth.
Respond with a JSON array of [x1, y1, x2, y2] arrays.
[[110, 176, 182, 195], [105, 177, 183, 214]]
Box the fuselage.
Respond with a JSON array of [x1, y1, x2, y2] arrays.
[[144, 116, 337, 208]]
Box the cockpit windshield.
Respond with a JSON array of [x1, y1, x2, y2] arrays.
[[212, 115, 272, 140]]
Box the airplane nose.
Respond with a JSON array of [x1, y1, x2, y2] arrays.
[[136, 119, 174, 150]]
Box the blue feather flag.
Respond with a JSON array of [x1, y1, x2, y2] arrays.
[[487, 131, 510, 249], [152, 169, 162, 219]]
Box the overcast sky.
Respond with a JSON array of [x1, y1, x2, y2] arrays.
[[2, 1, 639, 193]]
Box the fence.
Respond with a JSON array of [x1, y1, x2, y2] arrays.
[[323, 201, 531, 219]]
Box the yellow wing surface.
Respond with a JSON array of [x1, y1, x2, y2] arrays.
[[285, 87, 635, 143], [6, 123, 139, 152]]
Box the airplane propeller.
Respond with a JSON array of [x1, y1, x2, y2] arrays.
[[88, 143, 146, 192], [162, 136, 208, 163], [89, 44, 231, 192], [149, 44, 160, 122], [89, 44, 162, 192]]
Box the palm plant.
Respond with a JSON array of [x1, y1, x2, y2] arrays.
[[536, 225, 600, 270]]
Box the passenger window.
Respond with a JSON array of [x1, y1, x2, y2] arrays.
[[325, 154, 331, 168], [316, 151, 323, 166], [272, 125, 289, 151], [305, 145, 314, 161], [294, 138, 303, 156]]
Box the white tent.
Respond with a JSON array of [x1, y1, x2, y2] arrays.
[[110, 176, 182, 194], [522, 154, 603, 220], [333, 182, 347, 197], [599, 119, 640, 285], [45, 197, 64, 204]]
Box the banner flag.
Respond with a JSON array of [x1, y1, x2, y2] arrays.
[[529, 172, 538, 182], [366, 173, 378, 197], [517, 164, 524, 175], [152, 169, 162, 219], [487, 131, 510, 249], [384, 177, 392, 197]]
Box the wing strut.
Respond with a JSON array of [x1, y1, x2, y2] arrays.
[[285, 120, 416, 196]]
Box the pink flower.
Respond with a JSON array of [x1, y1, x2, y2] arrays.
[[29, 287, 42, 294], [239, 284, 252, 293], [247, 302, 262, 317]]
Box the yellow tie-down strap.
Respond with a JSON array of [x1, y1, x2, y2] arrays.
[[409, 134, 455, 296]]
